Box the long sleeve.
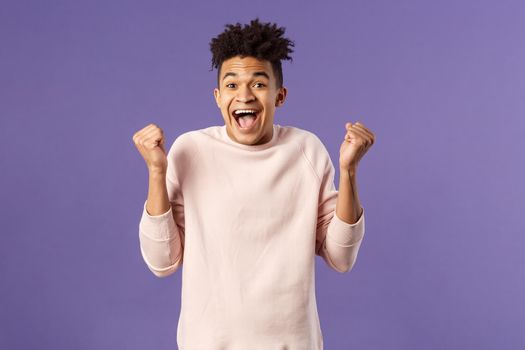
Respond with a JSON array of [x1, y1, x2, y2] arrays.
[[314, 141, 365, 273], [138, 196, 184, 278], [138, 135, 193, 278]]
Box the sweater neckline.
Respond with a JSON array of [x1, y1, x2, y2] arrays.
[[220, 124, 280, 151]]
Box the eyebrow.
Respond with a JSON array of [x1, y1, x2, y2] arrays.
[[222, 71, 270, 81]]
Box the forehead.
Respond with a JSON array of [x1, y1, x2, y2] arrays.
[[220, 56, 273, 79]]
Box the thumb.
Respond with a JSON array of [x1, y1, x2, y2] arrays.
[[158, 137, 166, 153]]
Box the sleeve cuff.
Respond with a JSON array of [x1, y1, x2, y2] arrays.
[[326, 207, 365, 246], [143, 199, 172, 218], [139, 200, 176, 241]]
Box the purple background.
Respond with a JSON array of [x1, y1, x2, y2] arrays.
[[1, 0, 524, 349]]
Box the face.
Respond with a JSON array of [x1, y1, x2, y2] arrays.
[[213, 55, 287, 146]]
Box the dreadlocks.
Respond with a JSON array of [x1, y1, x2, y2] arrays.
[[209, 18, 295, 88]]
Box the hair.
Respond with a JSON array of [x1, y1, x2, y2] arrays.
[[209, 18, 295, 89]]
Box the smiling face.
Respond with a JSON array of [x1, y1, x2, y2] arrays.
[[213, 55, 287, 146]]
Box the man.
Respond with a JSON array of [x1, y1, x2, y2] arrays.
[[133, 18, 375, 350]]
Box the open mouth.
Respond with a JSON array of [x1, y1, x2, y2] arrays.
[[232, 109, 260, 130]]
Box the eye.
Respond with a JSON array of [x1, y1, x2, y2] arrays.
[[254, 82, 265, 88], [225, 83, 236, 88]]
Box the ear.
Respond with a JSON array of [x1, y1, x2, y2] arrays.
[[213, 87, 221, 108], [275, 86, 288, 107]]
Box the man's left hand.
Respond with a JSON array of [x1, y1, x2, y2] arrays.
[[339, 121, 375, 172]]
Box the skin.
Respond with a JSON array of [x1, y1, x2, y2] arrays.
[[213, 55, 287, 146]]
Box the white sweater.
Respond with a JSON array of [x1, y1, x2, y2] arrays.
[[139, 123, 365, 349]]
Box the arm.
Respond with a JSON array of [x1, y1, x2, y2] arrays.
[[337, 121, 373, 225], [133, 127, 194, 278], [315, 120, 374, 273], [145, 170, 171, 216], [336, 169, 363, 225], [316, 162, 365, 274], [138, 170, 184, 278]]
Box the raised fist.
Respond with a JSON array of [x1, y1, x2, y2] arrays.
[[132, 123, 168, 174]]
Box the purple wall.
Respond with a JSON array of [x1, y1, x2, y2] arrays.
[[1, 0, 524, 349]]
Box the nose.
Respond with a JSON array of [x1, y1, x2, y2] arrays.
[[235, 85, 255, 103]]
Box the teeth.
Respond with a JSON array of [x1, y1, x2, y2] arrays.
[[234, 109, 258, 115]]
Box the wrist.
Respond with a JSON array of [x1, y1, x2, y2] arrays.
[[339, 166, 357, 177], [148, 168, 166, 178]]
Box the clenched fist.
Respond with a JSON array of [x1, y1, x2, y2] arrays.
[[339, 121, 375, 172], [132, 123, 168, 174]]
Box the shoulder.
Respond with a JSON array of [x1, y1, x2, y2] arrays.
[[279, 125, 326, 151], [167, 130, 196, 154], [165, 129, 204, 173], [284, 125, 330, 157], [166, 125, 223, 164], [168, 125, 221, 150], [280, 125, 333, 180]]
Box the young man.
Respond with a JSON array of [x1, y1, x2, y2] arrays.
[[133, 18, 375, 349]]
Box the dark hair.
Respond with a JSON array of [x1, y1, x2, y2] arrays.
[[209, 18, 295, 89]]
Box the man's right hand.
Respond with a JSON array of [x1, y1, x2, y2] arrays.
[[132, 123, 168, 174]]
